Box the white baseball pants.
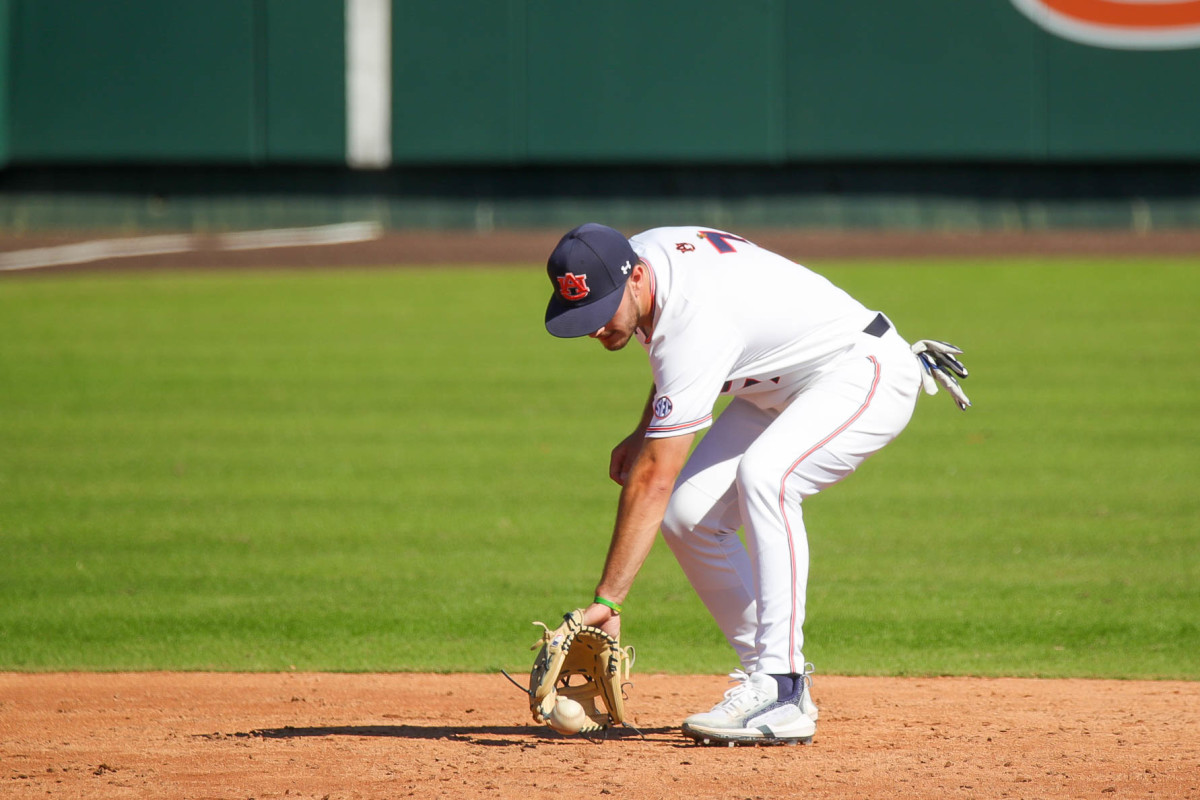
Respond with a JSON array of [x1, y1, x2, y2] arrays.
[[660, 326, 921, 675]]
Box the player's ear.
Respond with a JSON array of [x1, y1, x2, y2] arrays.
[[627, 262, 644, 298]]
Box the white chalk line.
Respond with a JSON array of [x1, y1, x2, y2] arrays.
[[0, 235, 198, 271], [0, 222, 384, 272], [217, 221, 383, 251]]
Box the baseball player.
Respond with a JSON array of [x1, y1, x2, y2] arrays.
[[542, 223, 969, 746]]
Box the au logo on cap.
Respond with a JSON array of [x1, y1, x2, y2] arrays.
[[557, 272, 590, 301]]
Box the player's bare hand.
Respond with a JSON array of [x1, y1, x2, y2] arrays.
[[582, 602, 621, 639], [608, 432, 644, 485]]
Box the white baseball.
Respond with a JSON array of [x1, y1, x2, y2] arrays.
[[548, 697, 587, 734]]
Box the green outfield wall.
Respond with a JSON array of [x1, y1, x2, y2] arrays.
[[1, 0, 1198, 167], [3, 0, 345, 165], [1, 1, 1198, 231], [0, 0, 10, 167]]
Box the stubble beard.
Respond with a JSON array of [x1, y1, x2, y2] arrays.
[[600, 332, 631, 351]]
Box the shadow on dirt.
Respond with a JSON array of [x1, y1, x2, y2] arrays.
[[200, 724, 679, 746]]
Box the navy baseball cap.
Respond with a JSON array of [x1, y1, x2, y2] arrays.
[[544, 223, 639, 338]]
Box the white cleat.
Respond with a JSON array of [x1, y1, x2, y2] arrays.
[[800, 662, 819, 722], [681, 670, 816, 747]]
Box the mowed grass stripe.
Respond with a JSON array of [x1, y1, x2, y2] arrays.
[[0, 259, 1196, 677]]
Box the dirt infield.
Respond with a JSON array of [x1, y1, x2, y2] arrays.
[[2, 672, 1197, 800], [3, 227, 1200, 275]]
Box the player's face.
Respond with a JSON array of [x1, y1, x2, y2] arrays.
[[590, 283, 639, 351]]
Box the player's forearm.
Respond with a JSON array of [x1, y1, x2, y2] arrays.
[[595, 433, 692, 604], [595, 473, 674, 604]]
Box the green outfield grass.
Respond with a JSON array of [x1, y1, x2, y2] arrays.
[[1, 257, 1196, 678]]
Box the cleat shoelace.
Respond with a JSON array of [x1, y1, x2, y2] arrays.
[[708, 670, 772, 715]]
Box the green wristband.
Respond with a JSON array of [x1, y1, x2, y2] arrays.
[[593, 595, 623, 615]]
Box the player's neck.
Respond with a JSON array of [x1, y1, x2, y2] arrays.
[[635, 261, 655, 337], [635, 293, 653, 338]]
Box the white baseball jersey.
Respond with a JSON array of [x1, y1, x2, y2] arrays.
[[627, 226, 923, 676], [630, 227, 879, 439]]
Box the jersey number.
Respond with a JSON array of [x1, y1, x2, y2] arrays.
[[699, 230, 749, 254]]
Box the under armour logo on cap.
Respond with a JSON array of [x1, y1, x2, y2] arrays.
[[544, 223, 640, 339]]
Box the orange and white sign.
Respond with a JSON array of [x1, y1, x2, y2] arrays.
[[1011, 0, 1200, 49]]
